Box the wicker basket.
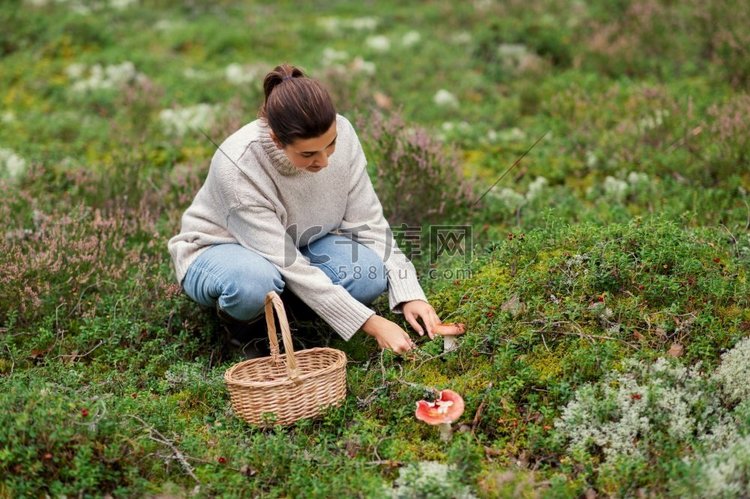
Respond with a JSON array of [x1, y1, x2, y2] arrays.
[[224, 291, 347, 426]]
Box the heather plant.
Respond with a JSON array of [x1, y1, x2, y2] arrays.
[[0, 196, 156, 327], [358, 110, 477, 226], [580, 0, 699, 78], [694, 0, 750, 87], [702, 94, 750, 183]]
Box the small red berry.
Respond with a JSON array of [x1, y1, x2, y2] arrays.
[[631, 393, 642, 400], [713, 257, 721, 263], [217, 456, 227, 464], [43, 453, 53, 460], [486, 311, 495, 318], [81, 408, 89, 417], [543, 425, 552, 431]]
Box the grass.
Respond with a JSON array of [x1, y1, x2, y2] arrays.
[[2, 0, 750, 496]]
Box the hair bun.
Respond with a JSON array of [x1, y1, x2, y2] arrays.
[[263, 64, 305, 100], [258, 64, 336, 146]]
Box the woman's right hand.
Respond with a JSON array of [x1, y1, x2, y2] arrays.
[[361, 315, 415, 354]]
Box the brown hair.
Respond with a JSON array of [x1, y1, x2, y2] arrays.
[[259, 64, 336, 146]]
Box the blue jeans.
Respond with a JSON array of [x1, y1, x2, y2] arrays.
[[181, 234, 388, 322]]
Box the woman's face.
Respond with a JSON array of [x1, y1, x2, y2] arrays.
[[274, 121, 338, 173]]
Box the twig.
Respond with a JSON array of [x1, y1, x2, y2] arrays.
[[379, 349, 387, 384], [54, 303, 64, 356], [358, 356, 439, 408], [4, 344, 14, 377], [356, 352, 395, 408], [66, 282, 105, 318], [540, 332, 550, 353], [552, 320, 637, 349], [665, 125, 703, 153], [372, 435, 393, 463], [166, 311, 175, 335], [111, 297, 123, 327], [56, 340, 104, 362], [208, 346, 217, 370], [365, 459, 403, 467], [472, 131, 549, 209], [720, 224, 739, 254], [412, 349, 456, 370], [395, 378, 437, 394], [169, 452, 246, 473], [471, 382, 493, 434], [357, 384, 389, 408], [75, 398, 108, 430], [132, 415, 200, 484]]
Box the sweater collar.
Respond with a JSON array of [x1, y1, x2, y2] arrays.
[[259, 119, 302, 176]]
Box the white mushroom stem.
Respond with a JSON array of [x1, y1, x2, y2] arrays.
[[438, 422, 453, 442], [443, 336, 458, 353]]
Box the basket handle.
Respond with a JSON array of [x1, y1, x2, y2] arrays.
[[264, 291, 301, 384]]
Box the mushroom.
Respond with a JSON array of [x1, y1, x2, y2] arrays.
[[432, 322, 465, 353], [415, 389, 465, 441]]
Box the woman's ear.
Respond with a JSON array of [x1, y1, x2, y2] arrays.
[[269, 131, 284, 150]]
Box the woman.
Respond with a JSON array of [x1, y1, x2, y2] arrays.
[[168, 64, 446, 354]]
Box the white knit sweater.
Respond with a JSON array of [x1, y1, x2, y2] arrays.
[[168, 114, 427, 340]]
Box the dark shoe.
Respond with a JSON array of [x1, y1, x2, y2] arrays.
[[217, 305, 270, 359], [279, 291, 318, 322], [279, 291, 331, 350]]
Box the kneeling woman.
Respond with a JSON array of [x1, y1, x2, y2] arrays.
[[168, 64, 445, 354]]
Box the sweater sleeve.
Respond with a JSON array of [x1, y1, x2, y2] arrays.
[[337, 120, 428, 311], [226, 197, 375, 341]]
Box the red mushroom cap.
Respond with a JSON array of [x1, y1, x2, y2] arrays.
[[415, 389, 466, 425], [433, 322, 466, 336]]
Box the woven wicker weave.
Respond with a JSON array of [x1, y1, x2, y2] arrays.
[[224, 291, 347, 426]]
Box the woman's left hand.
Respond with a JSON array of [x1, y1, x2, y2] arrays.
[[402, 300, 441, 339]]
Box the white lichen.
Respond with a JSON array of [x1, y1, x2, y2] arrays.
[[159, 103, 219, 137]]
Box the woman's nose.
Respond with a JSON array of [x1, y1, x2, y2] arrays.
[[312, 152, 328, 167]]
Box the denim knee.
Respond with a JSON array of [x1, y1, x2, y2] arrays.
[[182, 244, 285, 322], [218, 270, 284, 321], [346, 259, 388, 305]]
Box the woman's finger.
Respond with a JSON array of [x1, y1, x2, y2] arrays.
[[405, 312, 424, 336], [402, 332, 416, 352], [394, 336, 413, 354], [419, 309, 439, 339], [430, 309, 441, 325]]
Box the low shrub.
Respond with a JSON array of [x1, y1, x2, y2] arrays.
[[358, 110, 477, 227]]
